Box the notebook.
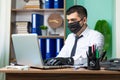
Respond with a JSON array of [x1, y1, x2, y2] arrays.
[[12, 34, 71, 69]]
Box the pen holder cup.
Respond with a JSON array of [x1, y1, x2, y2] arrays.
[[87, 58, 100, 70]]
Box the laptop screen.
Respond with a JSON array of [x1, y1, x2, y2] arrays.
[[12, 34, 44, 67]]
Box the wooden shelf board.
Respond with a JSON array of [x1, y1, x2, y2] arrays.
[[11, 8, 64, 12], [38, 36, 64, 38]]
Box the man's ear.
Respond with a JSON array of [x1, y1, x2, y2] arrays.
[[83, 17, 87, 24]]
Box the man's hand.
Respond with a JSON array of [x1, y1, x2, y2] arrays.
[[44, 57, 74, 66]]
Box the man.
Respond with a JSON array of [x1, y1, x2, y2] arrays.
[[45, 5, 104, 66]]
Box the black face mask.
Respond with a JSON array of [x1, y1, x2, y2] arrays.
[[68, 21, 83, 34]]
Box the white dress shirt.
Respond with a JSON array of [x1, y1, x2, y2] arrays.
[[57, 27, 104, 66]]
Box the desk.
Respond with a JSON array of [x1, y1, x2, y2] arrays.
[[0, 68, 120, 80]]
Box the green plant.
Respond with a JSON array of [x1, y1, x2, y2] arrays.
[[40, 25, 48, 30], [94, 20, 112, 58]]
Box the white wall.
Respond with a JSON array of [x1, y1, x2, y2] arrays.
[[115, 0, 120, 58], [0, 0, 11, 61], [0, 0, 11, 68]]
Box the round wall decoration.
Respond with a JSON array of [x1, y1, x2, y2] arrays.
[[47, 13, 63, 29]]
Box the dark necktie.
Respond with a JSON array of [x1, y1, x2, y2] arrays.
[[71, 35, 83, 57]]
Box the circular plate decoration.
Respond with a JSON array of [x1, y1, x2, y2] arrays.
[[47, 13, 63, 29]]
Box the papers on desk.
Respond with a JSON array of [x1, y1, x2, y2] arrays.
[[5, 65, 30, 70]]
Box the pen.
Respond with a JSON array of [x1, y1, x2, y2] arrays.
[[99, 50, 106, 61], [92, 44, 95, 54], [89, 46, 92, 56], [95, 48, 99, 59]]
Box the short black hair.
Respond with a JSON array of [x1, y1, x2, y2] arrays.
[[66, 5, 87, 18]]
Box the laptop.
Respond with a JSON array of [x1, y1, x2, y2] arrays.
[[12, 34, 71, 69]]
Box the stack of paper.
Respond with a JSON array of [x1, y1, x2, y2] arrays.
[[24, 0, 42, 9], [15, 21, 31, 34]]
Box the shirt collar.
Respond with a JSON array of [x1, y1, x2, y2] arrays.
[[80, 27, 90, 37], [72, 27, 90, 37]]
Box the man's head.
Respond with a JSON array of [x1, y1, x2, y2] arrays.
[[66, 5, 88, 35]]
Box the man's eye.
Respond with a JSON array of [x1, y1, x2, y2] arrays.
[[71, 19, 77, 22]]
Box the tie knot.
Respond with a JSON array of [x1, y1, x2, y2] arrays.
[[75, 35, 83, 40]]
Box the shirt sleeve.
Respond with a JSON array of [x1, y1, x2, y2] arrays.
[[57, 34, 73, 57]]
